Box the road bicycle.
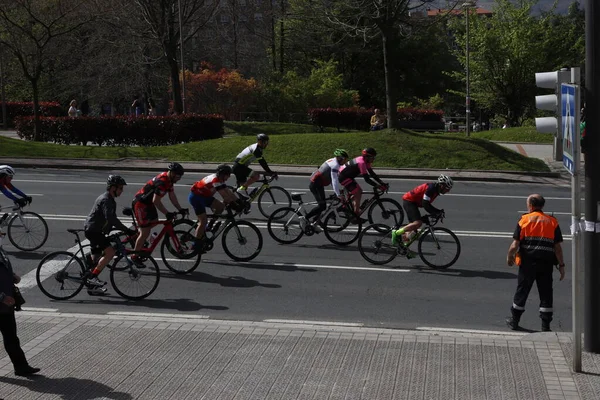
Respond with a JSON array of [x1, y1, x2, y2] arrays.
[[320, 186, 404, 246], [121, 208, 198, 275], [237, 174, 291, 218], [267, 192, 347, 245], [36, 229, 160, 300], [357, 212, 461, 269], [169, 204, 263, 273], [0, 202, 48, 251]]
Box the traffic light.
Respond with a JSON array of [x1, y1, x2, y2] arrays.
[[535, 69, 571, 161]]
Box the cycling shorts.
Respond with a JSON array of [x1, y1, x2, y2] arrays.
[[133, 201, 158, 227], [403, 199, 422, 223], [340, 178, 361, 195], [84, 231, 111, 254], [188, 192, 214, 215], [232, 163, 252, 185]]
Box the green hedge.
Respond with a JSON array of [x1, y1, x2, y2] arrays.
[[308, 107, 444, 131], [0, 101, 64, 127], [15, 114, 224, 146]]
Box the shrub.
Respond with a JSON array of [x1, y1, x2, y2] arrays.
[[308, 108, 373, 131], [397, 108, 444, 122], [0, 101, 63, 127], [14, 114, 224, 146]]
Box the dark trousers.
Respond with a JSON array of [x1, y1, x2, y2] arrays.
[[0, 310, 28, 370], [511, 261, 554, 322], [306, 182, 326, 221]]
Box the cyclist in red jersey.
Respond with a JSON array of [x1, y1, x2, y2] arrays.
[[132, 162, 188, 258], [189, 164, 238, 250], [391, 174, 453, 247]]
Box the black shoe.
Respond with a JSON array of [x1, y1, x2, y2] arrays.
[[15, 366, 41, 376], [506, 317, 520, 331], [541, 321, 551, 332]]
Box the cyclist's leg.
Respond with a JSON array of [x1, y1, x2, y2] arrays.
[[340, 178, 360, 215], [189, 193, 209, 243], [305, 182, 326, 222], [132, 202, 157, 252], [391, 200, 422, 245], [83, 231, 112, 290]]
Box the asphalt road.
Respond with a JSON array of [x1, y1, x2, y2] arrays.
[[2, 168, 576, 333]]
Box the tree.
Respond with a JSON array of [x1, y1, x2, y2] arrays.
[[0, 0, 95, 140]]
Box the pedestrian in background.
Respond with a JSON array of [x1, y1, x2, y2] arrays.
[[506, 194, 565, 332], [0, 245, 41, 377], [131, 96, 142, 117], [68, 100, 78, 117]]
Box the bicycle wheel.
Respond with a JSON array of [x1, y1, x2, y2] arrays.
[[357, 224, 398, 265], [110, 255, 160, 300], [418, 227, 461, 269], [222, 220, 263, 261], [267, 207, 304, 244], [36, 251, 86, 300], [368, 198, 404, 228], [323, 208, 360, 246], [160, 229, 201, 274], [8, 211, 49, 251], [257, 186, 292, 218]]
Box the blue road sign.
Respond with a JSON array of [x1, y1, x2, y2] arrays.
[[561, 84, 580, 175]]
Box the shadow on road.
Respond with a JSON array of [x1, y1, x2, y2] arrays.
[[67, 297, 227, 312], [207, 259, 317, 272], [163, 271, 281, 289], [0, 375, 132, 400], [4, 250, 46, 261], [409, 265, 517, 279]]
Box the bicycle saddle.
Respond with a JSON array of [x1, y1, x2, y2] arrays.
[[291, 193, 305, 202], [67, 228, 85, 234]]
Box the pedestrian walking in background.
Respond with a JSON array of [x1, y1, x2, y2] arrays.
[[506, 194, 566, 332], [0, 245, 41, 377], [68, 100, 78, 117], [131, 97, 142, 117]]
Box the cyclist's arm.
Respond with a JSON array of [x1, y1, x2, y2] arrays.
[[422, 199, 441, 215], [152, 193, 170, 215], [0, 186, 19, 202], [217, 187, 237, 204], [103, 199, 130, 232], [258, 158, 274, 174], [366, 167, 385, 186], [330, 169, 342, 196], [168, 190, 184, 211], [5, 183, 27, 198]]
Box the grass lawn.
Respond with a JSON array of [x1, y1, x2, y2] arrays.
[[223, 121, 352, 136], [464, 126, 554, 143], [0, 129, 550, 172]]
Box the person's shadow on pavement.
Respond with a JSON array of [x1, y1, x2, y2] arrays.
[[0, 375, 132, 400]]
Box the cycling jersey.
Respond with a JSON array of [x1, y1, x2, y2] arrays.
[[338, 156, 372, 181], [310, 158, 342, 196], [134, 172, 174, 205], [0, 176, 26, 202], [84, 192, 130, 234], [233, 143, 273, 174], [402, 183, 441, 207], [191, 174, 227, 197]]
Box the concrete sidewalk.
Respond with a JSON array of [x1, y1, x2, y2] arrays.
[[0, 311, 597, 400]]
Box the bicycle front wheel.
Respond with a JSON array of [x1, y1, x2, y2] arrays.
[[368, 198, 404, 228], [257, 186, 292, 218], [358, 224, 398, 265], [222, 221, 263, 261], [8, 211, 49, 251], [36, 251, 86, 300], [323, 208, 360, 246], [267, 207, 304, 244], [110, 255, 160, 300], [418, 227, 461, 269], [160, 229, 201, 274]]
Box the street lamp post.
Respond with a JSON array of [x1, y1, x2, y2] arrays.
[[178, 0, 186, 113], [463, 1, 476, 137]]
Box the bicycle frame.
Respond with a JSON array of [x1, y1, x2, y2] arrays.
[[340, 187, 386, 218], [0, 204, 22, 231], [123, 211, 184, 255], [400, 214, 445, 249], [246, 175, 277, 203]]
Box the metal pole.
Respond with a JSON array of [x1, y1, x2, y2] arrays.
[[178, 0, 186, 114], [571, 74, 582, 371], [584, 0, 600, 353], [465, 5, 471, 137], [0, 49, 6, 129]]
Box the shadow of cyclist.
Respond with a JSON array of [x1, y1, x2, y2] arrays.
[[163, 271, 281, 288], [0, 375, 132, 400], [69, 297, 228, 312], [406, 264, 517, 280]]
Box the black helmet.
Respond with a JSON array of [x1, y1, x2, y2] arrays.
[[107, 175, 127, 187], [216, 164, 232, 175], [257, 133, 269, 142], [168, 162, 184, 175], [362, 147, 377, 157]]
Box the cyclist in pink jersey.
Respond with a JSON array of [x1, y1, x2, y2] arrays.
[[391, 174, 453, 247]]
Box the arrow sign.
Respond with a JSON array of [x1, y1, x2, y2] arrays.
[[561, 84, 580, 175]]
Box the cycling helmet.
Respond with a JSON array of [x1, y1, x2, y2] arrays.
[[0, 165, 15, 178], [333, 149, 349, 159], [107, 175, 127, 187], [216, 164, 232, 175], [257, 133, 269, 142], [437, 174, 453, 189], [168, 162, 185, 175], [362, 147, 377, 157]]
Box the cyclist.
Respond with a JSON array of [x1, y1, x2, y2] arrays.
[[232, 133, 278, 198], [0, 165, 32, 208], [132, 162, 187, 260], [189, 164, 238, 251], [338, 148, 388, 223], [391, 174, 453, 253], [304, 149, 349, 229], [84, 175, 136, 295]]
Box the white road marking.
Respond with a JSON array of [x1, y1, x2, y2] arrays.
[[21, 307, 59, 312], [416, 326, 526, 336], [197, 258, 411, 273], [107, 311, 209, 319], [263, 319, 364, 327]]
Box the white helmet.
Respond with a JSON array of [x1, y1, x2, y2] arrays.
[[0, 165, 15, 178], [437, 174, 453, 189]]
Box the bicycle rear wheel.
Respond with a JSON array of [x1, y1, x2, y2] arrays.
[[222, 221, 263, 261], [418, 227, 461, 269], [160, 229, 201, 274], [8, 211, 49, 251], [110, 255, 160, 300], [368, 198, 404, 228], [357, 224, 398, 265], [267, 207, 304, 244], [36, 251, 86, 300], [257, 186, 292, 218], [323, 208, 360, 246]]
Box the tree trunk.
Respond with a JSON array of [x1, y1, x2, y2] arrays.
[[382, 32, 397, 129], [31, 78, 42, 141], [168, 50, 183, 114], [279, 0, 285, 74]]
